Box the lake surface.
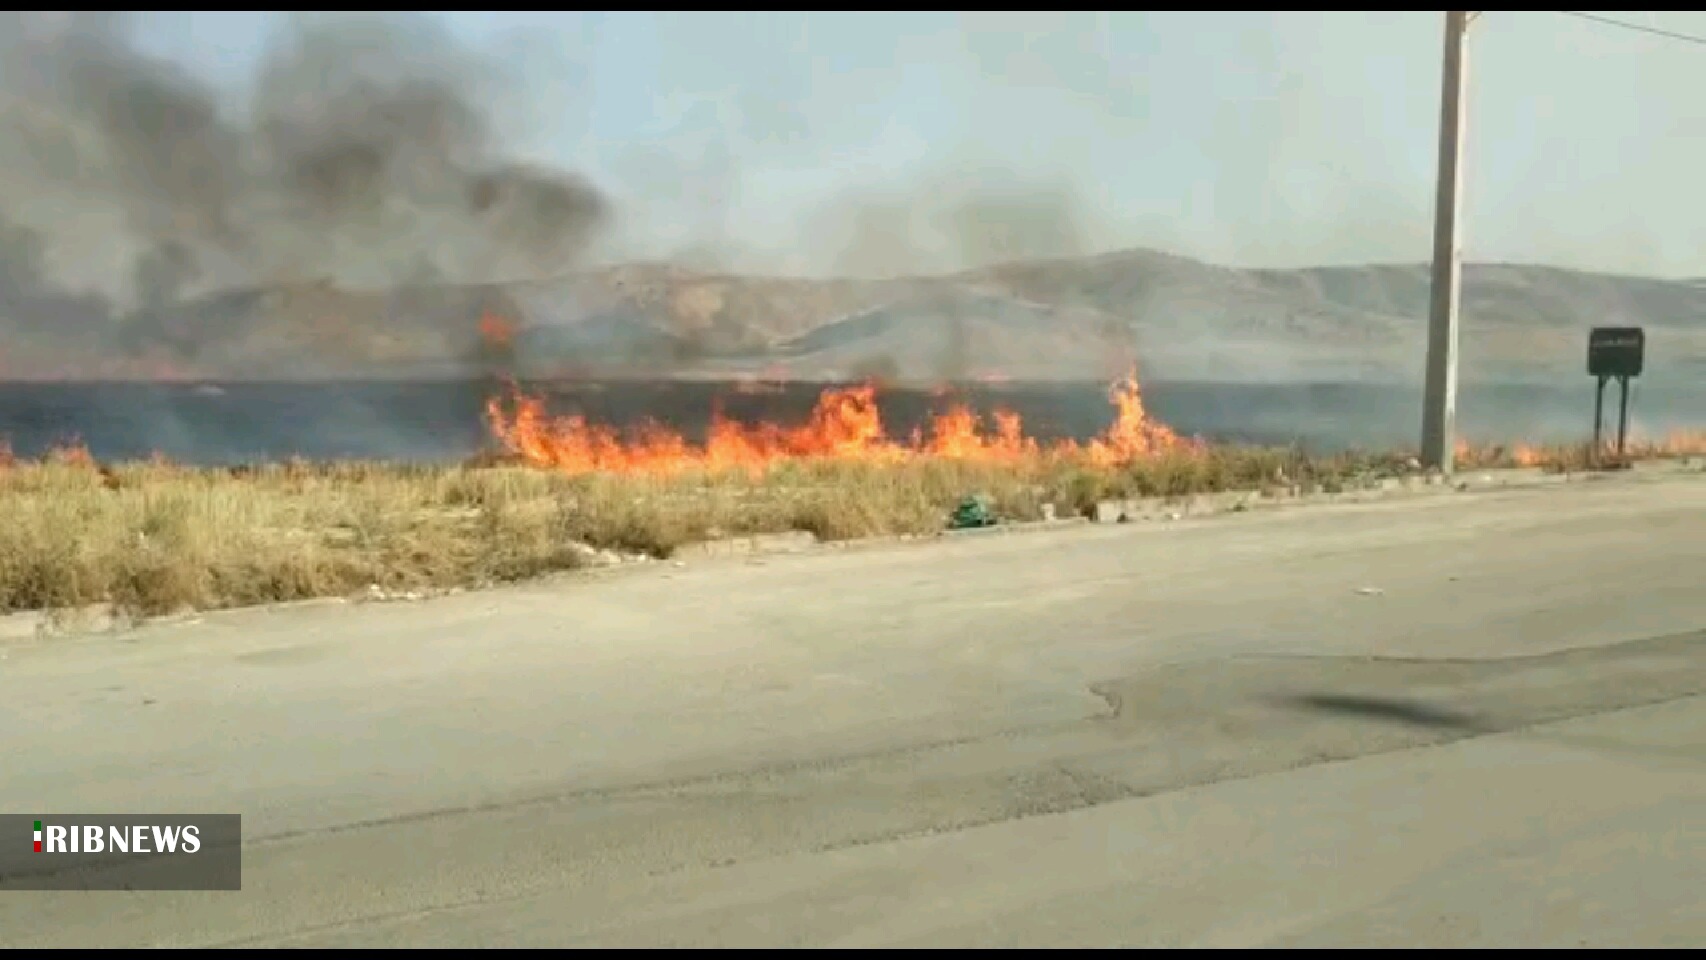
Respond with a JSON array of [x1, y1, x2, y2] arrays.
[[0, 378, 1699, 465]]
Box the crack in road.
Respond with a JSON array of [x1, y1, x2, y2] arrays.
[[194, 631, 1703, 948], [205, 689, 1704, 949]]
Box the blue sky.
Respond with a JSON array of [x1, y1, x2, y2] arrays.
[[123, 12, 1706, 277]]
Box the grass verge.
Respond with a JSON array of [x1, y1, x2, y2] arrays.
[[0, 440, 1690, 617]]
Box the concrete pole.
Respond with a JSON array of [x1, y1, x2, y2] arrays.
[[1420, 11, 1471, 473]]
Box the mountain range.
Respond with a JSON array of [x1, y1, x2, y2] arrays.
[[6, 248, 1704, 385]]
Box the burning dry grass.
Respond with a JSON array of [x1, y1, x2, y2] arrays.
[[0, 435, 1695, 619]]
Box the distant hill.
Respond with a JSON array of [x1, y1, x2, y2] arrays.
[[5, 249, 1703, 384]]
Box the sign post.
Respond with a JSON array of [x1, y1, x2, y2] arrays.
[[1586, 327, 1644, 463]]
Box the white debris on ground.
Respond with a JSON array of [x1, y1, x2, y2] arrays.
[[565, 541, 640, 568], [361, 584, 429, 603], [356, 542, 651, 603]]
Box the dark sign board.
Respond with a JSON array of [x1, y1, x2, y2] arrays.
[[1588, 326, 1644, 378]]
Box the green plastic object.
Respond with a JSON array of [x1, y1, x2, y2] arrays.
[[949, 494, 997, 530]]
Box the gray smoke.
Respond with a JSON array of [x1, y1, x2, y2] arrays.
[[0, 12, 610, 372], [801, 171, 1099, 281]]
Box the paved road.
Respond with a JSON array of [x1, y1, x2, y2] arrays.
[[2, 471, 1703, 947]]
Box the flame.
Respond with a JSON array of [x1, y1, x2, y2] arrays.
[[1509, 443, 1547, 467], [1458, 430, 1706, 469], [478, 311, 516, 350], [1455, 437, 1542, 466], [1622, 428, 1706, 459], [1083, 372, 1184, 467], [485, 368, 1188, 475], [55, 443, 96, 468]]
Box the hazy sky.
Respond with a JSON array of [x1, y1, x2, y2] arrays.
[[123, 11, 1706, 278]]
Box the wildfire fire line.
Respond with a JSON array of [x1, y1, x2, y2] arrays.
[[482, 370, 1189, 476], [474, 310, 1706, 477], [0, 303, 1694, 473], [480, 380, 1706, 477]]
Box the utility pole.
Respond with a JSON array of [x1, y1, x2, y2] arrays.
[[1420, 11, 1471, 473]]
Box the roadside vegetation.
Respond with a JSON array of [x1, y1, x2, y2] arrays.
[[0, 439, 1691, 617]]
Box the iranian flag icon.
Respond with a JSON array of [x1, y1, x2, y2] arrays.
[[33, 821, 42, 853]]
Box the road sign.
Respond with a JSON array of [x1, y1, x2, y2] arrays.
[[1587, 327, 1645, 461], [1587, 326, 1644, 378]]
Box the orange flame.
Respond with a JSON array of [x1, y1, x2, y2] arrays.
[[1510, 443, 1547, 467], [1615, 428, 1706, 460], [1084, 373, 1184, 466], [478, 311, 516, 350], [1457, 430, 1706, 469], [484, 368, 1191, 475]]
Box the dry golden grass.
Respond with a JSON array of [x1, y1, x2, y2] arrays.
[[0, 440, 1679, 617]]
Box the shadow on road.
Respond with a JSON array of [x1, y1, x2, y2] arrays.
[[1282, 692, 1486, 732]]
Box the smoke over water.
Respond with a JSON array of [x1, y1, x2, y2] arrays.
[[0, 12, 609, 377]]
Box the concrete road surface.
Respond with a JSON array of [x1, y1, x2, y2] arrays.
[[2, 470, 1703, 947]]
